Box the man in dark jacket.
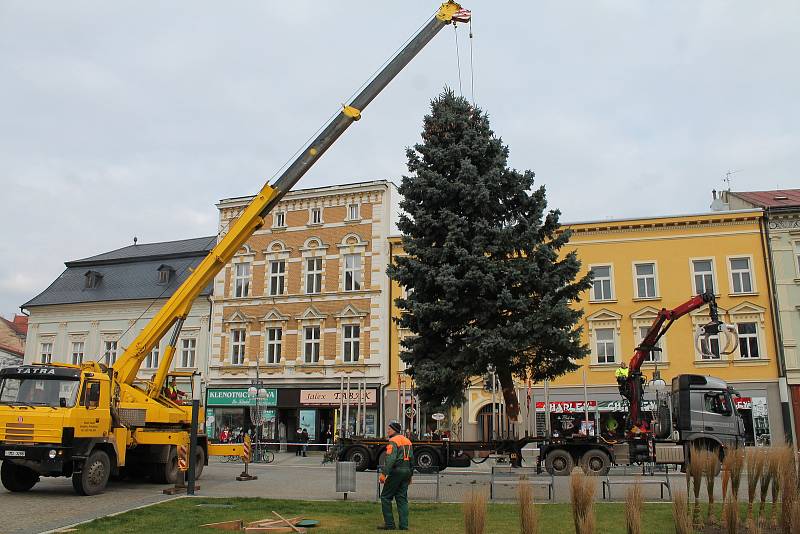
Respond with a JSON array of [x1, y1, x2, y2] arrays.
[[300, 428, 309, 457], [378, 421, 414, 530]]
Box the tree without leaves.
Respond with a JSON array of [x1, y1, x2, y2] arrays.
[[388, 89, 592, 420]]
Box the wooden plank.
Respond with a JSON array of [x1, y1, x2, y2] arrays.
[[271, 512, 303, 533], [244, 528, 302, 533], [248, 517, 301, 528], [199, 519, 244, 530]]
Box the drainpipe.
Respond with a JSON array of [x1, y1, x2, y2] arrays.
[[381, 241, 394, 437], [759, 210, 794, 444]]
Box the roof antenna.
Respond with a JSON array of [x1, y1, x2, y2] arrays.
[[723, 169, 740, 191], [133, 236, 138, 245]]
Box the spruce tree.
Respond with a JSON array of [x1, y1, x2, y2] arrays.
[[389, 89, 592, 420]]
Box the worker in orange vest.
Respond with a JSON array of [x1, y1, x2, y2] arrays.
[[378, 421, 414, 530]]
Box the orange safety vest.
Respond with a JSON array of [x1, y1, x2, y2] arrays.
[[387, 434, 413, 462]]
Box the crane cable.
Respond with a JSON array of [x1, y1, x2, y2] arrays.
[[454, 24, 463, 97], [454, 20, 476, 106]]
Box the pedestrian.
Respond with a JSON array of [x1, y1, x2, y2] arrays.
[[295, 428, 303, 456], [300, 428, 309, 457], [324, 425, 333, 451], [378, 421, 414, 530]]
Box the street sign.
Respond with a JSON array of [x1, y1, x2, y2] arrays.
[[432, 412, 445, 421], [405, 406, 416, 417]]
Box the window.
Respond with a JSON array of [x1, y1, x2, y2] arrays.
[[40, 342, 53, 364], [637, 326, 661, 362], [266, 328, 282, 364], [704, 392, 732, 416], [304, 326, 320, 363], [269, 260, 286, 296], [737, 322, 760, 358], [699, 335, 721, 360], [347, 203, 360, 221], [692, 259, 715, 295], [634, 263, 657, 299], [71, 341, 85, 365], [234, 262, 250, 298], [180, 338, 197, 368], [145, 346, 159, 369], [306, 258, 322, 294], [343, 325, 360, 362], [795, 242, 800, 276], [274, 211, 286, 228], [595, 328, 616, 364], [231, 329, 246, 365], [344, 253, 362, 291], [590, 265, 613, 301], [103, 341, 117, 366], [310, 207, 322, 225], [729, 257, 753, 294], [158, 270, 169, 284], [84, 270, 102, 289]]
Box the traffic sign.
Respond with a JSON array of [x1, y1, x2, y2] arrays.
[[432, 412, 445, 421]]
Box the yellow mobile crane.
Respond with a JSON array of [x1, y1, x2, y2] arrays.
[[0, 2, 470, 495]]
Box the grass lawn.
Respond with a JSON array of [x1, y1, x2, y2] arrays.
[[73, 497, 683, 533]]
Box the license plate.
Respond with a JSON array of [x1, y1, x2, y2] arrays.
[[4, 450, 25, 457]]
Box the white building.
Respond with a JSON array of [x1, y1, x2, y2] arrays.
[[22, 237, 214, 384]]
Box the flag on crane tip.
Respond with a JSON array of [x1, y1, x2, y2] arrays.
[[452, 8, 471, 23]]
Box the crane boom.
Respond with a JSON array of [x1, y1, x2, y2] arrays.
[[112, 1, 470, 393]]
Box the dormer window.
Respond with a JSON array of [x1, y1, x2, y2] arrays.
[[84, 270, 103, 289], [157, 264, 175, 285]]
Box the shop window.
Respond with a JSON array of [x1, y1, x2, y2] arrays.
[[729, 257, 754, 294], [737, 322, 760, 358], [304, 326, 321, 363], [231, 329, 246, 365], [266, 327, 282, 364]]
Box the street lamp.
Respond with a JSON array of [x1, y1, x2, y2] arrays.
[[187, 372, 201, 495], [248, 386, 269, 462]]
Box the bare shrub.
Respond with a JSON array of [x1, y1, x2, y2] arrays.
[[570, 471, 596, 534], [705, 449, 720, 522], [689, 446, 708, 528], [625, 480, 643, 534], [672, 490, 692, 534], [776, 445, 798, 534], [723, 495, 739, 534], [464, 489, 487, 534], [517, 481, 538, 534]]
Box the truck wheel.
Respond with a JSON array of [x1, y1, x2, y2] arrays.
[[580, 449, 611, 476], [152, 447, 179, 484], [415, 448, 440, 472], [193, 446, 205, 480], [344, 446, 371, 471], [72, 450, 111, 496], [545, 449, 574, 476], [1, 461, 39, 492]]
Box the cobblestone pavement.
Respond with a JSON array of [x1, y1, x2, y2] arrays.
[[2, 453, 728, 534]]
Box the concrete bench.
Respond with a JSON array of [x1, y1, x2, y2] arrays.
[[602, 464, 672, 500], [375, 467, 440, 502], [490, 466, 554, 501]]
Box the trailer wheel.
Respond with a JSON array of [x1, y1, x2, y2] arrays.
[[415, 448, 440, 471], [545, 449, 574, 476], [580, 449, 611, 476], [72, 449, 111, 496], [194, 446, 206, 480], [345, 446, 371, 471], [1, 461, 39, 492]]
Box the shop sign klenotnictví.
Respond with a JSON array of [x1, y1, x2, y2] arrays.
[[207, 388, 277, 406]]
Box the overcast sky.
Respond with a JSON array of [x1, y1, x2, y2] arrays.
[[1, 1, 797, 317]]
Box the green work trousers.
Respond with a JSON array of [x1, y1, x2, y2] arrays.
[[381, 468, 412, 529]]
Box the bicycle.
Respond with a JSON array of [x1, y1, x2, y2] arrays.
[[254, 448, 275, 464]]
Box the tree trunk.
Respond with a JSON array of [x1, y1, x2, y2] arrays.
[[496, 368, 520, 422]]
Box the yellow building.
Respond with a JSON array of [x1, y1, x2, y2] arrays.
[[388, 209, 784, 445]]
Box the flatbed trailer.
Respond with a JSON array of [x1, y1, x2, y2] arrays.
[[336, 436, 540, 471]]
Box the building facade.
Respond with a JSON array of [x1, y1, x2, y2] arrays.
[[0, 314, 26, 368], [389, 209, 784, 446], [21, 237, 214, 386], [713, 189, 800, 444], [206, 180, 399, 445]]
